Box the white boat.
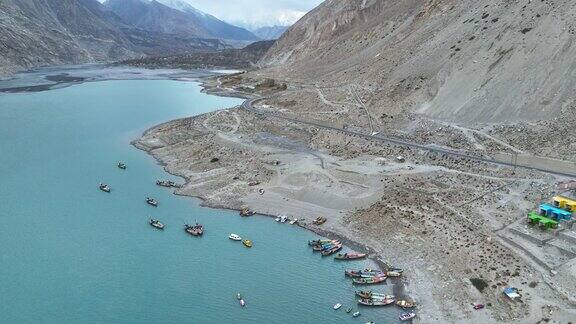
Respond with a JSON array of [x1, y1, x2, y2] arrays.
[[289, 218, 298, 225], [239, 299, 246, 307], [280, 216, 288, 223], [275, 216, 281, 222], [229, 234, 242, 241], [399, 312, 416, 321], [353, 311, 361, 317], [333, 303, 342, 310]]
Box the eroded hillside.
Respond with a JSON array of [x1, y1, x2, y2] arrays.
[[260, 0, 576, 124]]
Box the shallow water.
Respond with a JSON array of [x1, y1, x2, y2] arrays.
[[0, 73, 398, 323]]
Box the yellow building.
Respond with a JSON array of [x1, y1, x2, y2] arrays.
[[553, 196, 576, 212]]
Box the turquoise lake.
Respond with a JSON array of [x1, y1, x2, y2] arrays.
[[0, 74, 397, 323]]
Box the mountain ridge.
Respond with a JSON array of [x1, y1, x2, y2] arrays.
[[260, 0, 576, 124]]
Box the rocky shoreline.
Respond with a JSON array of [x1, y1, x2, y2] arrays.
[[133, 73, 576, 323]]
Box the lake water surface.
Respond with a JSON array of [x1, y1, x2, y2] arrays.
[[0, 73, 397, 323]]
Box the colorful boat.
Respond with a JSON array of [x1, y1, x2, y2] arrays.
[[312, 240, 340, 251], [184, 223, 203, 236], [396, 300, 416, 308], [345, 269, 384, 278], [358, 298, 395, 306], [352, 276, 386, 285], [355, 291, 395, 300], [321, 244, 342, 256], [399, 312, 416, 321], [335, 252, 367, 260], [243, 239, 253, 248], [308, 239, 332, 246]]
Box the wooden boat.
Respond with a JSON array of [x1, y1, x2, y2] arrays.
[[184, 223, 204, 236], [399, 312, 416, 321], [335, 252, 367, 260], [117, 162, 127, 170], [99, 183, 111, 193], [240, 208, 255, 217], [243, 239, 253, 248], [355, 291, 395, 300], [386, 271, 402, 277], [146, 197, 158, 207], [312, 216, 327, 225], [312, 240, 340, 251], [387, 267, 404, 273], [345, 269, 384, 278], [396, 300, 416, 308], [352, 311, 361, 317], [308, 239, 332, 246], [149, 219, 165, 230], [333, 303, 342, 310], [352, 276, 386, 285], [358, 298, 395, 306], [229, 233, 242, 241], [321, 244, 342, 256]]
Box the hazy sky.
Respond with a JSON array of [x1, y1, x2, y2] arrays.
[[184, 0, 323, 28]]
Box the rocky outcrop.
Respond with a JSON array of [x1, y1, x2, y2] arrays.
[[260, 0, 576, 124]]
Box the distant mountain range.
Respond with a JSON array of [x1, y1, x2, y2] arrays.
[[104, 0, 258, 42], [0, 0, 260, 75], [252, 26, 289, 40]]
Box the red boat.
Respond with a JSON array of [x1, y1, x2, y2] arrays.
[[352, 275, 386, 285], [185, 223, 204, 236]]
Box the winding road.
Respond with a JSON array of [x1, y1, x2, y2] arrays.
[[241, 98, 576, 178]]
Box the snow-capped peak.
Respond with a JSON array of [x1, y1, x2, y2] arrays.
[[153, 0, 206, 16]]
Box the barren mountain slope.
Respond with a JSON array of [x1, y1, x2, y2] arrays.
[[260, 0, 576, 124], [0, 0, 136, 75]]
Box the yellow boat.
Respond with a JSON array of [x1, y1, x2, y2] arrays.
[[243, 239, 253, 248]]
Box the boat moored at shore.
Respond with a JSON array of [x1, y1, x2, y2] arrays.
[[352, 276, 386, 285], [335, 252, 367, 260]]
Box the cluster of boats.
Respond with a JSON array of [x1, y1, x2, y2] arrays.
[[333, 289, 417, 321], [228, 233, 253, 248], [308, 239, 343, 256], [344, 268, 403, 285], [275, 215, 299, 224], [156, 180, 178, 188]]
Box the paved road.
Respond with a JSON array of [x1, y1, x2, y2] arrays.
[[241, 99, 576, 178]]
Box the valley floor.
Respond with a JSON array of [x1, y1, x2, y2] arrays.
[[135, 73, 576, 323]]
